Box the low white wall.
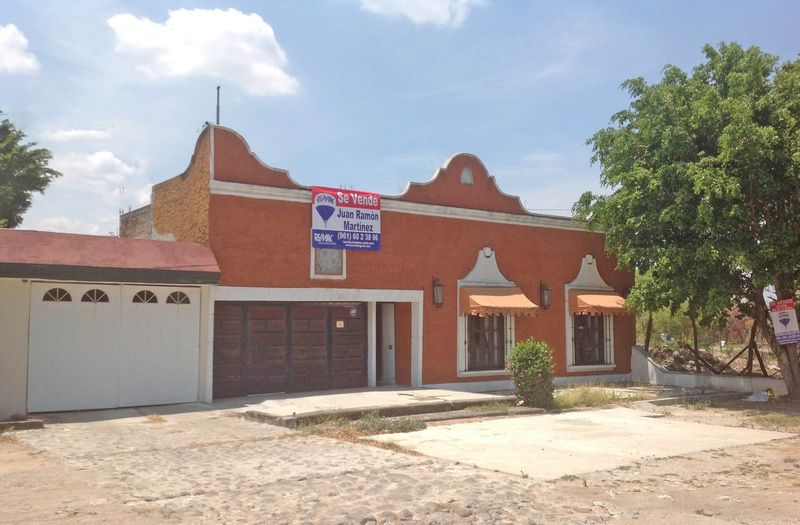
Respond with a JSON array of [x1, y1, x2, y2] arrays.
[[427, 373, 633, 393], [631, 345, 788, 396], [0, 279, 31, 420]]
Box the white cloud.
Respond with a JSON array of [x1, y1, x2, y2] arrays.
[[25, 152, 152, 234], [360, 0, 485, 28], [0, 24, 40, 74], [26, 216, 106, 236], [133, 183, 153, 207], [107, 8, 299, 96], [41, 129, 113, 142], [50, 151, 140, 196]]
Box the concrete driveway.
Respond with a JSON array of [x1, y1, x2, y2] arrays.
[[372, 405, 791, 480]]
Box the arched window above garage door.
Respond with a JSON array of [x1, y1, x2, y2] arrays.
[[81, 289, 109, 303], [166, 291, 190, 304], [43, 288, 71, 302], [132, 290, 158, 304]]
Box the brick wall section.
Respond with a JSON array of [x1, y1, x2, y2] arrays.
[[151, 127, 211, 245], [119, 205, 153, 239]]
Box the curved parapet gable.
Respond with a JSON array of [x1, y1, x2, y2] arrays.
[[211, 125, 307, 190], [390, 153, 529, 215]]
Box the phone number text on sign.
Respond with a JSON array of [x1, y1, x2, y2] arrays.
[[311, 186, 381, 251]]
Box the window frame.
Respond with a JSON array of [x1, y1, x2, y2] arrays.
[[465, 313, 508, 371], [457, 313, 515, 377], [572, 314, 614, 366], [43, 288, 72, 302], [166, 291, 190, 304], [565, 291, 616, 372], [132, 290, 158, 304], [81, 289, 110, 303], [310, 246, 347, 280]]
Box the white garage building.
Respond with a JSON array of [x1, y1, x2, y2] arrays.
[[0, 230, 219, 420]]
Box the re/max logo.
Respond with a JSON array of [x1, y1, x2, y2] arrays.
[[315, 193, 336, 205]]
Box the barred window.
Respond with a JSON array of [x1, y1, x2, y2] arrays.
[[466, 314, 506, 371]]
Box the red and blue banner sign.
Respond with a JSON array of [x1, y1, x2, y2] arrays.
[[312, 186, 381, 251], [769, 298, 800, 345]]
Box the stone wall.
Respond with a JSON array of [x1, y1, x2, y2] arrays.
[[119, 205, 153, 239], [631, 345, 788, 395], [150, 127, 212, 245]]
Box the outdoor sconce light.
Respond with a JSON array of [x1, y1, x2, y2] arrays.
[[432, 278, 444, 308], [540, 281, 551, 310]]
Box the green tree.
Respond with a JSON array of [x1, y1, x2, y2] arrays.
[[0, 112, 61, 228], [574, 43, 800, 400]]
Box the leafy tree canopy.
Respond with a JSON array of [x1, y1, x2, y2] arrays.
[[574, 42, 800, 397], [0, 112, 61, 228]]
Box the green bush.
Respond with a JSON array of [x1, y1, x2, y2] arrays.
[[506, 338, 555, 408]]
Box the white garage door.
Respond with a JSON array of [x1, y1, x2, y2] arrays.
[[28, 282, 201, 412]]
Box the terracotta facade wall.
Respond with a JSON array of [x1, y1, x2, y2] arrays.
[[150, 128, 212, 245], [183, 126, 636, 386], [208, 193, 634, 384]]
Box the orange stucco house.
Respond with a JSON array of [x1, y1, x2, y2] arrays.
[[121, 124, 635, 398]]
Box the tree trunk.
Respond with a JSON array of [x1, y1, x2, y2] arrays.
[[745, 321, 768, 377], [754, 298, 800, 401], [692, 317, 701, 373], [644, 313, 654, 353]]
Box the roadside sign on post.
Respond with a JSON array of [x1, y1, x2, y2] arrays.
[[769, 298, 800, 345]]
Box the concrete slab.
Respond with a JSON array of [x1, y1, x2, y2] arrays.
[[222, 386, 510, 418], [372, 406, 791, 481], [33, 387, 511, 425]]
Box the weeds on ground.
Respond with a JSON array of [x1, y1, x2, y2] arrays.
[[144, 414, 167, 424], [679, 388, 712, 410], [747, 413, 800, 432], [0, 426, 17, 442], [296, 410, 425, 453], [552, 385, 622, 409], [354, 411, 427, 434], [552, 382, 664, 410], [464, 400, 511, 413]]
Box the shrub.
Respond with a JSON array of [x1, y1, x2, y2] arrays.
[[506, 338, 555, 408]]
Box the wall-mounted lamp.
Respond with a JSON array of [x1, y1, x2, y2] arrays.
[[540, 281, 551, 310], [432, 278, 444, 307]]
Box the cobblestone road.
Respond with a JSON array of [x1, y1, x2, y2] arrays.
[[6, 409, 621, 524]]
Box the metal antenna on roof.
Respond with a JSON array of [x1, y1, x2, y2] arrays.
[[216, 86, 221, 125]]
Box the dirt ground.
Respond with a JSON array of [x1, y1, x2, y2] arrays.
[[2, 398, 799, 524], [548, 398, 800, 524]]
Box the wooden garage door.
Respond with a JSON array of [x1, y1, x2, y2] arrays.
[[28, 283, 200, 412], [213, 302, 367, 397]]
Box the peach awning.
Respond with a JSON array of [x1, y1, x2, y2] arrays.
[[569, 290, 630, 316], [460, 287, 539, 317]]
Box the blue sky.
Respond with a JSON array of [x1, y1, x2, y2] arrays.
[[2, 0, 800, 235]]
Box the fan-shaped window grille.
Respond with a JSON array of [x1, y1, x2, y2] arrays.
[[132, 290, 158, 304], [43, 288, 72, 302], [81, 289, 109, 303], [166, 291, 190, 305]]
